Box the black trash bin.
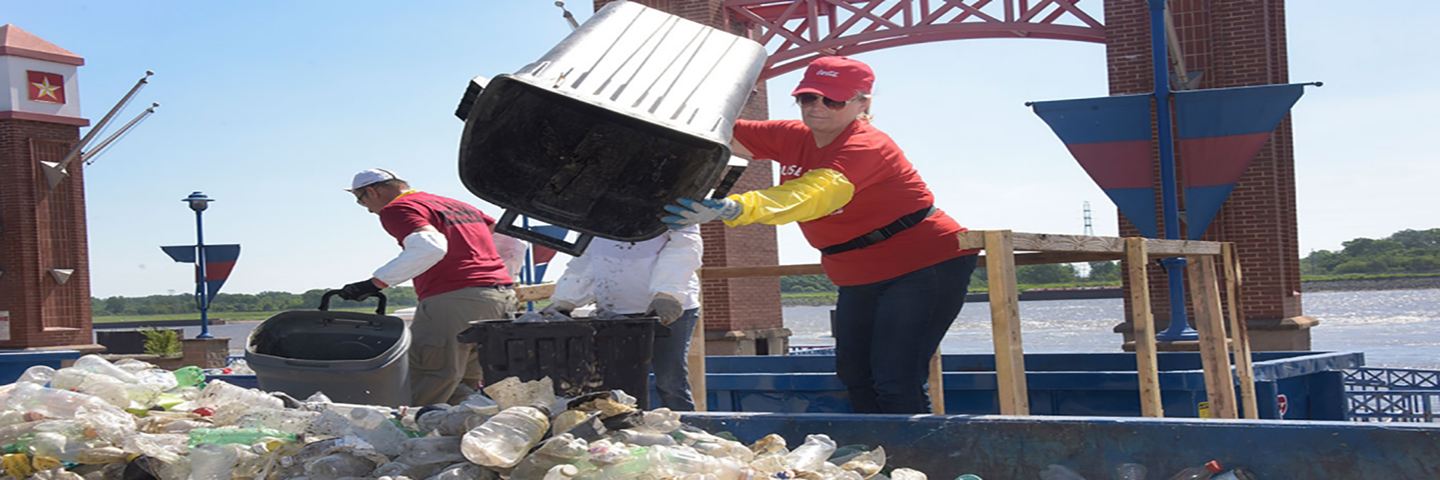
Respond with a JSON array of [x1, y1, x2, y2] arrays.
[[455, 1, 764, 256], [458, 318, 660, 410], [246, 291, 412, 407]]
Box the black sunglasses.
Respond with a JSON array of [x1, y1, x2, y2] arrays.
[[795, 92, 852, 110], [354, 186, 369, 206]]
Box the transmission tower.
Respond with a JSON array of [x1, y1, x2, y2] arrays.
[[1083, 201, 1094, 236]]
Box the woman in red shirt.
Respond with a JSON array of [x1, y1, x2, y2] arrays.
[[663, 56, 979, 413]]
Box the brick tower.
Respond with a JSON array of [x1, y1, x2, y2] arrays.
[[1106, 1, 1313, 350], [593, 0, 789, 355], [0, 25, 98, 350]]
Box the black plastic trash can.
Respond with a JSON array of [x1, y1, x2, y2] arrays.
[[458, 318, 659, 410], [246, 291, 412, 407]]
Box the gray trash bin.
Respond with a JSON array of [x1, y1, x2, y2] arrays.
[[246, 291, 411, 407]]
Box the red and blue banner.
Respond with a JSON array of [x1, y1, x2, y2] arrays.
[[161, 244, 241, 302], [1031, 94, 1159, 237], [1174, 83, 1307, 239]]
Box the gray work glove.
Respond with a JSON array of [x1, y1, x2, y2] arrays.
[[645, 293, 684, 326], [541, 300, 577, 316]]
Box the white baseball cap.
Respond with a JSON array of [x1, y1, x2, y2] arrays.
[[347, 168, 403, 191]]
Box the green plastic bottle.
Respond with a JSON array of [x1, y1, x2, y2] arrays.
[[187, 427, 295, 447], [172, 366, 206, 388]]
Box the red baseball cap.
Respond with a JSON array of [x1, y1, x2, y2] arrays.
[[792, 56, 874, 101]]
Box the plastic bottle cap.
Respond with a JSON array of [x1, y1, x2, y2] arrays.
[[1206, 461, 1224, 473]]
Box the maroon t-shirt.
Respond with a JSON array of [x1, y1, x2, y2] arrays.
[[378, 191, 512, 299]]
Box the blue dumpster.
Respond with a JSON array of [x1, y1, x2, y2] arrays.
[[681, 412, 1440, 479], [682, 351, 1361, 420], [0, 350, 81, 384]]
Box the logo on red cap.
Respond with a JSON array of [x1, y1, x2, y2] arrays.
[[792, 57, 875, 101]]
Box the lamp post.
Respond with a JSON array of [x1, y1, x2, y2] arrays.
[[185, 191, 215, 339]]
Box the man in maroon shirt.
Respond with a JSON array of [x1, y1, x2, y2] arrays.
[[341, 168, 519, 405]]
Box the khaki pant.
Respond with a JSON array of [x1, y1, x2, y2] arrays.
[[409, 286, 515, 406]]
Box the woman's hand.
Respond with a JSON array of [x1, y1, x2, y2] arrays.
[[660, 198, 742, 229]]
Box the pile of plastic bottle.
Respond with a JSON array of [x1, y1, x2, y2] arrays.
[[0, 355, 932, 480]]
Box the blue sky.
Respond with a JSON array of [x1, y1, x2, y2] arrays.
[[5, 1, 1436, 298]]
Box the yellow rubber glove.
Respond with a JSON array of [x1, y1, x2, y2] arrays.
[[724, 168, 855, 227]]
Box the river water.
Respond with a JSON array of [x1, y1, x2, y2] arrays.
[[176, 289, 1440, 370]]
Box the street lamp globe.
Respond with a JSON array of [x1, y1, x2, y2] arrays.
[[184, 191, 213, 212]]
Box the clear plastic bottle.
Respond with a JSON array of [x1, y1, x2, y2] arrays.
[[511, 433, 592, 480], [187, 427, 296, 446], [651, 444, 753, 480], [1, 383, 136, 443], [16, 365, 55, 386], [638, 408, 681, 433], [399, 435, 466, 466], [610, 429, 677, 446], [232, 408, 319, 435], [72, 354, 139, 383], [347, 406, 409, 457], [784, 434, 837, 472], [461, 403, 551, 468], [1117, 463, 1149, 480], [196, 380, 284, 412], [1039, 464, 1087, 480], [188, 442, 238, 480], [304, 452, 376, 480]]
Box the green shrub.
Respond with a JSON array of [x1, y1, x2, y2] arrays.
[[140, 328, 182, 358]]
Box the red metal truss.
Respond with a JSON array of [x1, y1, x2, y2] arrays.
[[724, 0, 1105, 80]]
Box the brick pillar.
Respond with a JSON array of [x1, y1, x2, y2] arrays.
[[0, 25, 98, 350], [595, 0, 789, 355], [1107, 0, 1312, 350]]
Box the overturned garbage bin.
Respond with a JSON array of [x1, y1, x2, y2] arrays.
[[455, 1, 765, 256], [458, 317, 659, 409], [245, 291, 411, 407]]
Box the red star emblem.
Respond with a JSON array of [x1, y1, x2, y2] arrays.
[[27, 71, 66, 104]]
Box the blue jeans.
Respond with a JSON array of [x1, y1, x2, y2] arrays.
[[651, 308, 700, 411], [834, 254, 978, 413]]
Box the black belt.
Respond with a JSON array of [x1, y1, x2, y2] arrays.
[[819, 206, 937, 256]]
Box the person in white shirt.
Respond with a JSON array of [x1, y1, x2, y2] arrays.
[[541, 225, 703, 410]]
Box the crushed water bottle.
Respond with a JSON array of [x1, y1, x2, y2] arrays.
[[510, 433, 591, 480], [399, 435, 466, 466], [71, 355, 139, 383], [305, 452, 377, 480], [461, 403, 551, 468], [188, 442, 237, 480], [187, 427, 295, 446], [785, 433, 837, 471], [347, 405, 409, 457], [16, 365, 55, 386]]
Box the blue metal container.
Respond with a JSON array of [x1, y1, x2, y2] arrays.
[[0, 350, 81, 384], [681, 412, 1440, 479], [690, 351, 1361, 420]]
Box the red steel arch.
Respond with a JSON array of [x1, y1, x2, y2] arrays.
[[724, 0, 1105, 80]]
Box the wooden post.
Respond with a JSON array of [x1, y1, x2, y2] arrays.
[[984, 230, 1029, 415], [1222, 243, 1258, 419], [1188, 255, 1238, 419], [1126, 238, 1164, 417], [928, 351, 945, 414], [688, 306, 707, 412]]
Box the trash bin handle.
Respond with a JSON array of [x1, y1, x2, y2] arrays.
[[283, 360, 332, 368], [319, 290, 388, 315], [710, 155, 749, 199], [494, 210, 594, 257]]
